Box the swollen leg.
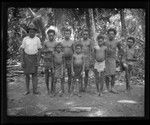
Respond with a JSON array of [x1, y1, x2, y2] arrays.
[[99, 72, 104, 94]]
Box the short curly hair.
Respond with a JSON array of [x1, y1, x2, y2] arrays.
[[127, 37, 135, 43], [97, 34, 104, 41], [75, 43, 83, 49], [107, 28, 117, 35], [47, 29, 55, 35], [64, 28, 72, 33], [54, 42, 63, 51]]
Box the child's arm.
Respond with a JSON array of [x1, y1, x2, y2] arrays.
[[52, 53, 54, 73], [82, 54, 85, 73], [71, 55, 74, 75]]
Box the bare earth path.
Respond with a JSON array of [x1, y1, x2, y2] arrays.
[[7, 74, 144, 117]]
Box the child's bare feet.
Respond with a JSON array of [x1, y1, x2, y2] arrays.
[[24, 91, 30, 95], [110, 88, 118, 94], [33, 91, 41, 95]]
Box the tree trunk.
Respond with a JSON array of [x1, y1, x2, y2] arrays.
[[120, 9, 127, 37]]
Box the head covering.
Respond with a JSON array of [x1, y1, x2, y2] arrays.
[[28, 24, 38, 33]]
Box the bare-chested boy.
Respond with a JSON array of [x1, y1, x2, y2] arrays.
[[124, 37, 137, 91], [71, 43, 85, 96], [81, 28, 93, 92], [53, 42, 64, 96], [93, 35, 107, 96], [41, 29, 57, 95], [61, 28, 74, 94]]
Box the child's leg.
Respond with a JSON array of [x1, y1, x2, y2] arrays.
[[45, 68, 50, 94], [84, 68, 89, 91], [67, 66, 72, 93], [125, 65, 131, 90], [52, 77, 57, 95], [105, 75, 110, 91], [71, 76, 76, 94], [61, 78, 65, 93], [111, 74, 115, 88], [94, 69, 100, 94], [25, 74, 30, 94], [79, 76, 83, 92], [99, 72, 104, 94]]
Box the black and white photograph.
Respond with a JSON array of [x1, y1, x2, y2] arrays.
[[2, 1, 149, 120]]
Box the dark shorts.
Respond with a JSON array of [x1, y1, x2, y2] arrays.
[[23, 53, 38, 74]]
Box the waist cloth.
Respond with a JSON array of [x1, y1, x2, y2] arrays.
[[23, 52, 38, 74], [94, 60, 105, 73], [73, 64, 83, 78]]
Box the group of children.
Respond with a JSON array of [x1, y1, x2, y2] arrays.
[[20, 26, 137, 97]]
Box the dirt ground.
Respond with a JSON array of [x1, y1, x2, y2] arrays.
[[7, 73, 144, 117]]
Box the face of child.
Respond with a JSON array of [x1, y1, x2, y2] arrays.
[[76, 46, 82, 54], [108, 31, 116, 41], [98, 38, 104, 47], [64, 31, 71, 39], [29, 29, 36, 38], [83, 31, 88, 40], [56, 45, 62, 53], [127, 38, 134, 48], [48, 32, 55, 41]]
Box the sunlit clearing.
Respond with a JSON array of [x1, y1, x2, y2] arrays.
[[66, 101, 74, 105], [117, 100, 137, 104], [88, 109, 104, 117]]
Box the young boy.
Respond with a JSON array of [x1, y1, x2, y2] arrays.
[[81, 28, 93, 92], [53, 43, 64, 96], [124, 37, 137, 91], [41, 29, 57, 95], [93, 35, 107, 96], [20, 27, 42, 95], [61, 28, 74, 94], [71, 43, 85, 96]]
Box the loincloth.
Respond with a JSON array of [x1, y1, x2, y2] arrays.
[[94, 61, 105, 73], [73, 64, 83, 78], [54, 63, 64, 78]]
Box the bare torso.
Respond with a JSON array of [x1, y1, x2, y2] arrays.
[[62, 39, 74, 57], [73, 53, 84, 65]]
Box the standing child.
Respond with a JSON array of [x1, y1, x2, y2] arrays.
[[124, 37, 137, 91], [53, 43, 65, 96], [81, 28, 93, 92], [72, 43, 85, 97], [61, 28, 74, 94], [93, 35, 107, 96]]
